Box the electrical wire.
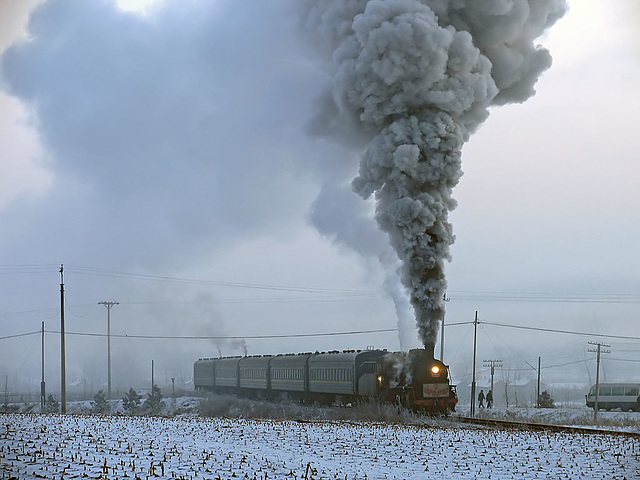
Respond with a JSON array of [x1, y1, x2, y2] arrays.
[[0, 331, 40, 340], [36, 327, 399, 340], [480, 320, 640, 341]]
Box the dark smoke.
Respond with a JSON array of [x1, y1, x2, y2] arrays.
[[303, 0, 566, 347]]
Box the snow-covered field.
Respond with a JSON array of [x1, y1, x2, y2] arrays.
[[2, 404, 639, 480]]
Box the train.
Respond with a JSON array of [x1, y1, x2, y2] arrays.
[[193, 343, 458, 414]]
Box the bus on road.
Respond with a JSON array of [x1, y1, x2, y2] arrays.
[[586, 383, 640, 411]]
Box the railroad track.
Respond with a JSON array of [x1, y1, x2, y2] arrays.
[[452, 415, 640, 437]]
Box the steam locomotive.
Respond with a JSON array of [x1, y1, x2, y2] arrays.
[[193, 343, 458, 414]]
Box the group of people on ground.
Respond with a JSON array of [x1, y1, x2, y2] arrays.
[[478, 389, 493, 408]]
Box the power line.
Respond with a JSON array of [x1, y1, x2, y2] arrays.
[[481, 320, 640, 341], [448, 291, 640, 304], [0, 331, 40, 340], [46, 327, 399, 340], [0, 264, 59, 274], [64, 264, 377, 297], [3, 319, 639, 343], [1, 327, 398, 341], [3, 264, 640, 304]]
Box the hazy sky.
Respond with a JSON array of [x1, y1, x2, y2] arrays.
[[1, 0, 639, 397]]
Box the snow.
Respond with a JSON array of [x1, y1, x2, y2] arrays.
[[2, 398, 639, 479]]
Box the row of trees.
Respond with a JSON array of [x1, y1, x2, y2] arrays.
[[43, 385, 164, 414]]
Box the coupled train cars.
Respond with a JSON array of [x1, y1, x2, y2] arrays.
[[194, 344, 458, 414]]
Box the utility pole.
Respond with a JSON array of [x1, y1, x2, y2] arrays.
[[151, 360, 155, 392], [537, 357, 541, 408], [525, 358, 541, 407], [440, 293, 450, 361], [98, 301, 119, 399], [60, 264, 66, 414], [588, 341, 610, 423], [483, 359, 503, 398], [471, 310, 478, 417], [41, 321, 46, 410]]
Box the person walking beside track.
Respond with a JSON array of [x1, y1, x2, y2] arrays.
[[478, 390, 485, 408]]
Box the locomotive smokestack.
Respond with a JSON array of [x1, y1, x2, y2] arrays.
[[424, 342, 435, 361]]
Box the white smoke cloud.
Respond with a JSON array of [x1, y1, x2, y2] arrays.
[[303, 0, 567, 347], [309, 182, 419, 350]]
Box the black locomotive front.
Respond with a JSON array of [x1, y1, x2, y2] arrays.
[[379, 344, 457, 414]]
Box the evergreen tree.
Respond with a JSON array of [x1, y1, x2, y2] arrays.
[[91, 390, 110, 414], [45, 394, 59, 413], [122, 387, 142, 414], [538, 390, 555, 408], [144, 384, 163, 413]]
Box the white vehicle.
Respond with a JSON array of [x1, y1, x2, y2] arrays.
[[585, 383, 640, 411]]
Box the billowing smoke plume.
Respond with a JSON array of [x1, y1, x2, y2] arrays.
[[309, 183, 419, 350], [303, 0, 566, 347]]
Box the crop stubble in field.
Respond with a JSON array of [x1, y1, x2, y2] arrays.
[[1, 413, 639, 479]]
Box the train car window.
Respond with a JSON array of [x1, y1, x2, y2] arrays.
[[612, 387, 625, 396], [600, 387, 612, 396], [624, 387, 638, 396]]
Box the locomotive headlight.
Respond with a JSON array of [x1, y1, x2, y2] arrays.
[[431, 366, 440, 375], [377, 375, 383, 384]]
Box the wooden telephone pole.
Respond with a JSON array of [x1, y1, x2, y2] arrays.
[[470, 311, 478, 416], [588, 341, 610, 423], [98, 301, 119, 399], [60, 264, 66, 414]]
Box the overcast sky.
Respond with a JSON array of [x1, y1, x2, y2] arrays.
[[1, 0, 639, 397]]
